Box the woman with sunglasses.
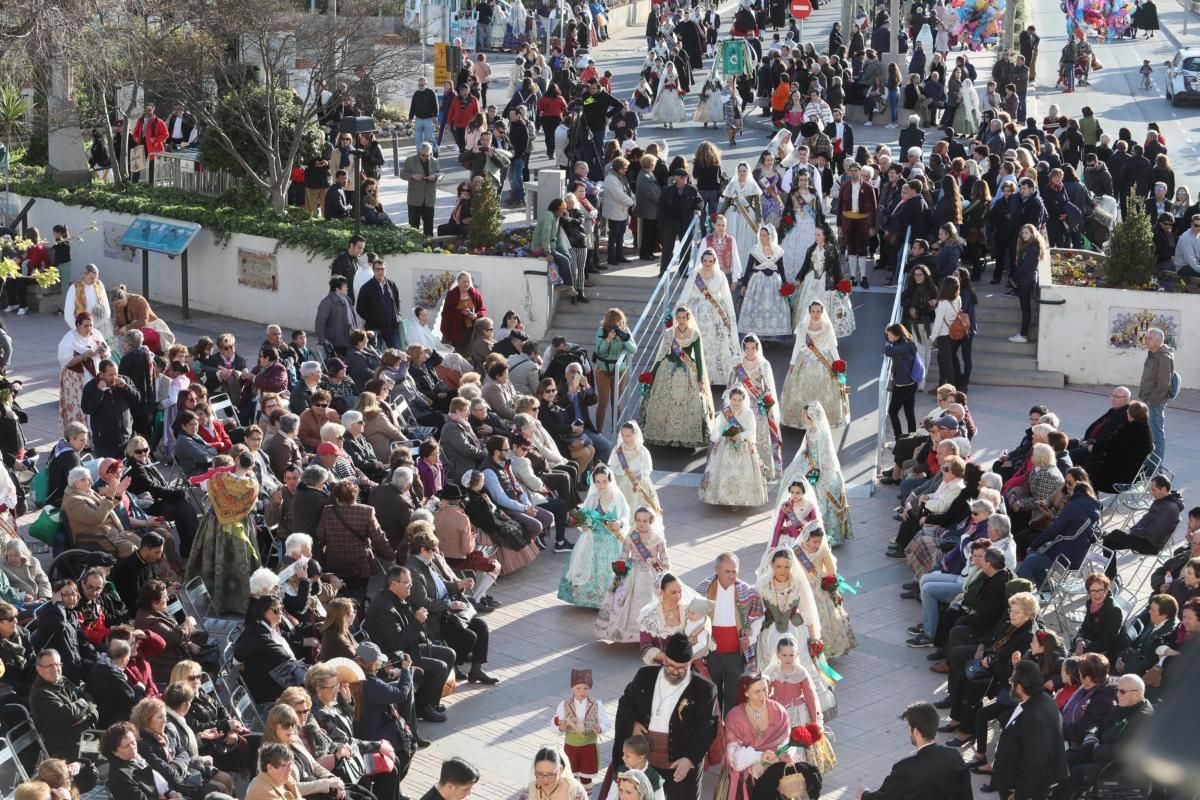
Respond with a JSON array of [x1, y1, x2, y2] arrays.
[[263, 703, 346, 798], [438, 182, 474, 237], [170, 660, 257, 775]]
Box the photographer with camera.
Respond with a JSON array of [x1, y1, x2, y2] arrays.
[[593, 308, 636, 432]]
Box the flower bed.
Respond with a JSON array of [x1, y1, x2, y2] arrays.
[[431, 228, 533, 257], [1050, 248, 1195, 293]]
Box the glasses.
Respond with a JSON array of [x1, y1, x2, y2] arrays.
[[941, 466, 953, 473], [1087, 587, 1107, 595], [311, 402, 328, 408], [1116, 688, 1139, 695], [188, 674, 203, 682], [545, 387, 558, 393], [0, 616, 15, 623], [535, 772, 560, 780], [134, 448, 150, 454], [294, 706, 312, 714]]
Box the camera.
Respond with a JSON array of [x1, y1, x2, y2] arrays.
[[614, 328, 630, 341]]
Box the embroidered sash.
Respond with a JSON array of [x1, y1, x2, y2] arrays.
[[616, 448, 660, 513], [694, 272, 733, 333], [807, 449, 848, 525], [734, 363, 783, 473], [804, 335, 850, 403], [794, 547, 817, 573], [670, 335, 707, 399], [730, 194, 758, 232], [628, 529, 665, 572]]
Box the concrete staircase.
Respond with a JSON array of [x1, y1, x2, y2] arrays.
[[543, 262, 661, 346], [969, 289, 1066, 389]]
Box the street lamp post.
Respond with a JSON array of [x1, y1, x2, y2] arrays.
[[339, 115, 378, 237]]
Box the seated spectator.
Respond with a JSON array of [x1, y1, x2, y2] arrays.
[[264, 413, 305, 482], [315, 433, 375, 497], [357, 391, 408, 462], [31, 580, 97, 683], [1068, 387, 1130, 464], [278, 532, 339, 622], [339, 410, 386, 481], [931, 546, 1012, 673], [991, 404, 1049, 482], [76, 566, 128, 646], [1055, 674, 1153, 799], [1071, 573, 1127, 663], [415, 439, 447, 497], [479, 434, 555, 550], [1005, 442, 1064, 534], [313, 479, 395, 603], [61, 466, 141, 557], [346, 329, 383, 387], [169, 659, 255, 775], [29, 646, 99, 760], [469, 396, 512, 438], [261, 704, 345, 797], [102, 722, 164, 800], [1167, 556, 1200, 608], [1116, 593, 1178, 676], [535, 378, 596, 474], [561, 362, 612, 462], [439, 396, 486, 479], [1102, 475, 1184, 569], [253, 346, 291, 396], [194, 403, 233, 455], [460, 469, 542, 573], [173, 410, 218, 477], [110, 532, 168, 612], [1017, 475, 1102, 586], [1149, 597, 1199, 694], [481, 362, 518, 421], [288, 360, 325, 414], [351, 643, 414, 785], [291, 464, 332, 537], [317, 597, 358, 661], [513, 402, 580, 498], [297, 389, 339, 453], [508, 432, 572, 544], [1, 539, 51, 612], [133, 579, 211, 683], [988, 660, 1070, 799], [45, 421, 90, 508], [1061, 653, 1117, 749], [321, 358, 358, 413], [245, 741, 304, 800], [406, 345, 453, 412], [104, 623, 166, 706], [233, 595, 304, 703], [368, 465, 419, 558], [0, 600, 34, 698], [124, 435, 200, 557], [1080, 399, 1153, 494]]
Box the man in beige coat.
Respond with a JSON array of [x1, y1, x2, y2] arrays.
[[400, 142, 441, 236]]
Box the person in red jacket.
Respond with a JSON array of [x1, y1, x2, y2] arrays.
[[447, 84, 482, 156], [108, 624, 166, 698], [131, 103, 169, 183], [196, 403, 233, 454]]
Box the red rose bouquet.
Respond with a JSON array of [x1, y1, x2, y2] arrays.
[[776, 723, 824, 754], [836, 278, 852, 294], [638, 371, 655, 385], [808, 639, 826, 658], [612, 560, 629, 576], [780, 283, 796, 298], [722, 424, 743, 439], [820, 575, 838, 592], [831, 359, 847, 373]]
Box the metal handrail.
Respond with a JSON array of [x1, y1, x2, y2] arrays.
[[872, 231, 913, 496], [607, 214, 704, 437]]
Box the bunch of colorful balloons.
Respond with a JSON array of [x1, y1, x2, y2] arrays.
[[947, 0, 1007, 50], [1062, 0, 1136, 41]]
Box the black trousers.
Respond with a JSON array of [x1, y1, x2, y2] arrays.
[[539, 497, 570, 540], [408, 204, 435, 236], [150, 497, 199, 558], [659, 221, 680, 274], [415, 643, 455, 709], [888, 382, 918, 438], [607, 219, 628, 264], [705, 650, 745, 715], [638, 217, 659, 259], [1101, 531, 1160, 578], [441, 613, 489, 666], [1018, 285, 1034, 336], [935, 335, 957, 387]]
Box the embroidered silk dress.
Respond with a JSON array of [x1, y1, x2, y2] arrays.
[[185, 468, 261, 615], [714, 699, 791, 800], [737, 226, 792, 339], [651, 67, 687, 124], [757, 494, 822, 575], [794, 537, 857, 658], [718, 169, 763, 273], [700, 401, 767, 507], [607, 423, 662, 514], [595, 518, 671, 642], [780, 309, 849, 429], [557, 482, 630, 609], [779, 402, 854, 546], [679, 258, 740, 385], [640, 319, 714, 448], [758, 172, 785, 231], [762, 661, 839, 773], [725, 338, 783, 482], [781, 191, 820, 276], [794, 243, 853, 337]]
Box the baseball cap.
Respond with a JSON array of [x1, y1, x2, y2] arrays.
[[317, 441, 345, 457]]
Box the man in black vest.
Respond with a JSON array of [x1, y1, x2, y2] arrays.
[[612, 633, 718, 800], [658, 169, 702, 275]]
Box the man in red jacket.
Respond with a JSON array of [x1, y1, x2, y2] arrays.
[[446, 84, 481, 157], [131, 103, 169, 184]]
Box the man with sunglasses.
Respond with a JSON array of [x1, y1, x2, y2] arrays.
[[1172, 213, 1200, 278]]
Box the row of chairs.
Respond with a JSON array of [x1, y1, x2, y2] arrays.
[[0, 706, 107, 800]]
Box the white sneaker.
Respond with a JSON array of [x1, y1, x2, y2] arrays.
[[1007, 334, 1028, 343], [3, 305, 15, 312], [17, 307, 28, 316], [864, 120, 874, 126], [886, 123, 898, 128]]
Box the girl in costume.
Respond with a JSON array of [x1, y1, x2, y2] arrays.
[[678, 247, 740, 385], [595, 506, 671, 642], [718, 162, 763, 277], [57, 312, 109, 435], [779, 403, 854, 545], [640, 306, 714, 448], [185, 452, 262, 615], [725, 334, 782, 482], [651, 62, 687, 128], [795, 528, 857, 658], [795, 226, 855, 338], [763, 635, 838, 773], [780, 301, 849, 429], [608, 421, 661, 515], [631, 78, 655, 115], [759, 480, 822, 573], [736, 225, 792, 339], [558, 465, 630, 609], [700, 387, 767, 507], [694, 78, 726, 126], [755, 152, 786, 231], [700, 214, 743, 282], [780, 174, 825, 302], [755, 547, 836, 720]]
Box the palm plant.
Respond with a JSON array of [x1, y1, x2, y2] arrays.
[[0, 86, 30, 226]]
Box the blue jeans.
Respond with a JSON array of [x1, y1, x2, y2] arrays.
[[374, 328, 405, 350], [1149, 402, 1167, 462], [1017, 552, 1053, 586], [920, 572, 963, 637], [413, 118, 436, 155], [700, 189, 721, 228], [584, 431, 612, 464], [509, 158, 527, 203], [1017, 91, 1027, 121], [888, 88, 900, 123]]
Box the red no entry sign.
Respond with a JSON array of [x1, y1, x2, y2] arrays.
[[791, 0, 812, 19]]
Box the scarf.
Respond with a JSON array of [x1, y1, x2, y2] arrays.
[[74, 279, 105, 318]]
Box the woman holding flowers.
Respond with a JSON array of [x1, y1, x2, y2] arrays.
[[712, 673, 793, 800], [607, 421, 661, 514], [651, 62, 687, 128], [762, 636, 838, 773], [755, 152, 786, 232], [595, 505, 671, 642], [795, 528, 856, 657], [794, 226, 855, 337], [779, 403, 854, 545], [759, 480, 822, 574], [558, 465, 630, 609], [780, 174, 824, 286], [780, 301, 849, 429], [640, 306, 714, 448], [726, 334, 782, 482], [755, 547, 836, 719], [718, 163, 763, 278], [700, 386, 767, 507], [679, 247, 740, 385], [737, 225, 793, 339]]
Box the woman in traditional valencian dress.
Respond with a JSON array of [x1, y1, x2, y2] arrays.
[[637, 572, 691, 665], [700, 387, 767, 507], [651, 62, 687, 128], [780, 301, 849, 429], [766, 129, 794, 165], [794, 226, 854, 337], [186, 453, 261, 615], [755, 152, 786, 232], [701, 214, 742, 282], [795, 528, 857, 658], [779, 402, 854, 545], [718, 162, 763, 276], [755, 547, 836, 719], [780, 173, 824, 287], [762, 635, 839, 773], [726, 334, 782, 483], [595, 505, 671, 642], [713, 673, 791, 800], [558, 465, 630, 609], [759, 480, 822, 574], [679, 247, 740, 386], [57, 311, 109, 434], [608, 421, 661, 515], [737, 225, 792, 339], [640, 306, 714, 448]]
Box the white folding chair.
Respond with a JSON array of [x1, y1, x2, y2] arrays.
[[0, 737, 30, 799], [208, 392, 241, 429], [231, 685, 264, 733]]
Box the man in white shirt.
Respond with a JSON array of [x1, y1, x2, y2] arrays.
[[695, 553, 764, 714]]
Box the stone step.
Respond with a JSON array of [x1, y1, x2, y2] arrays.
[[969, 366, 1067, 389], [969, 335, 1039, 356], [543, 325, 600, 345], [552, 302, 650, 328], [964, 351, 1043, 372], [976, 304, 1037, 325]]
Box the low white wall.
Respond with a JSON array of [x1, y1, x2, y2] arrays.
[[16, 195, 553, 340], [1037, 283, 1196, 388]]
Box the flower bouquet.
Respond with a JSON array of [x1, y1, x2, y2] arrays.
[[831, 358, 847, 385], [820, 575, 838, 593], [662, 314, 674, 328], [808, 639, 826, 658], [722, 424, 744, 439], [780, 282, 796, 304], [612, 560, 629, 576], [836, 278, 852, 295], [775, 723, 825, 755], [758, 394, 776, 415]]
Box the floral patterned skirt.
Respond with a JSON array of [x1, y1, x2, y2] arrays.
[[780, 362, 849, 429], [700, 438, 768, 507], [640, 359, 710, 448]]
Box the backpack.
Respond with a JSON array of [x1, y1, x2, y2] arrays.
[[948, 310, 971, 341], [1169, 370, 1181, 401], [911, 350, 926, 384]]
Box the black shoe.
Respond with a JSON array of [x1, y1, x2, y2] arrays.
[[900, 589, 920, 600], [554, 538, 575, 553], [535, 533, 547, 550], [928, 650, 946, 661], [938, 722, 960, 733], [418, 705, 448, 722], [934, 698, 953, 709], [483, 595, 503, 608], [468, 668, 499, 684], [471, 599, 495, 614], [596, 263, 609, 271], [886, 547, 906, 559], [906, 634, 933, 647], [850, 277, 858, 287], [903, 582, 918, 591], [578, 294, 591, 303], [455, 668, 468, 681], [907, 623, 924, 634], [979, 784, 998, 794], [416, 737, 432, 749], [861, 277, 870, 289]]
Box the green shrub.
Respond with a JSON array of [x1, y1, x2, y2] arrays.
[[1106, 199, 1155, 288]]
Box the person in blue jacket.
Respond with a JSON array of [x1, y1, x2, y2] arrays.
[[1017, 474, 1102, 585]]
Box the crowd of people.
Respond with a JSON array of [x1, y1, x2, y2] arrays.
[[1, 0, 1197, 799]]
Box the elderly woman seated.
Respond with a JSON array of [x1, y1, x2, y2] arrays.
[[1071, 573, 1126, 663], [173, 410, 219, 477], [234, 594, 306, 703], [1, 539, 51, 613], [889, 454, 968, 558], [131, 696, 235, 799], [298, 389, 340, 453], [168, 660, 256, 775], [314, 480, 395, 605], [133, 579, 213, 683], [261, 704, 346, 797], [339, 410, 387, 481], [356, 390, 407, 461], [61, 466, 141, 557]]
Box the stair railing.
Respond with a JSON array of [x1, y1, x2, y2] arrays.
[[872, 231, 913, 496], [606, 214, 704, 438]]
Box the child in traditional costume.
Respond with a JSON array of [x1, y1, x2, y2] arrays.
[[554, 668, 610, 786]]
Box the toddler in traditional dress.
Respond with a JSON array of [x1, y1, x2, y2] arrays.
[[685, 597, 713, 659], [553, 669, 609, 786], [604, 734, 666, 800]]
